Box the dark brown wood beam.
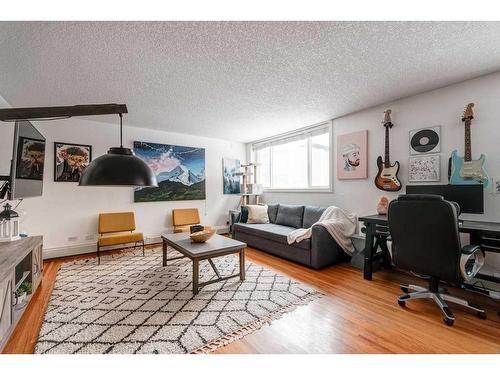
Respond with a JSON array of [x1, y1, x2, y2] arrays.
[[0, 104, 128, 121]]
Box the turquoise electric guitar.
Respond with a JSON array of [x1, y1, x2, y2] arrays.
[[449, 103, 489, 188]]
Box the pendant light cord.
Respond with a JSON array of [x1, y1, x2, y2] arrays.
[[119, 113, 123, 148]]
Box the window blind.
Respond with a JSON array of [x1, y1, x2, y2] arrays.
[[251, 121, 331, 151]]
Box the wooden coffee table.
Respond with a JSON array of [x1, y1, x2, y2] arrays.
[[161, 233, 247, 294]]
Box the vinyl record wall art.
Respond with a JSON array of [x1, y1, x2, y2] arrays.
[[409, 126, 441, 155]]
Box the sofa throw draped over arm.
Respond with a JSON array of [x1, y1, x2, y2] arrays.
[[287, 206, 357, 255]]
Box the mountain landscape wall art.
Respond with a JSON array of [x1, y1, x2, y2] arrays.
[[133, 141, 206, 202], [223, 158, 241, 194]]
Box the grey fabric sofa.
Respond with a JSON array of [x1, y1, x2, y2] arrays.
[[232, 204, 348, 269]]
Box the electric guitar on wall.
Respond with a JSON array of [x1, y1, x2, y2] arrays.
[[375, 109, 402, 191], [449, 103, 489, 188]]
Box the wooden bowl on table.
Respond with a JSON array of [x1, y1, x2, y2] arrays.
[[190, 229, 216, 243]]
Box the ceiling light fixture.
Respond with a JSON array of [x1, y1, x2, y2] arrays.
[[79, 113, 158, 187]]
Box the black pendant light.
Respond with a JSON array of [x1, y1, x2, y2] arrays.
[[79, 114, 158, 187]]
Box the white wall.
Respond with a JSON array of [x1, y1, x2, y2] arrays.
[[0, 99, 246, 258], [260, 71, 500, 275]]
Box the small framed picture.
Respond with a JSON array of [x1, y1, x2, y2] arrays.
[[337, 130, 368, 179], [493, 177, 500, 194], [15, 136, 46, 181], [409, 126, 441, 155], [223, 158, 241, 194], [54, 142, 92, 182], [408, 155, 440, 183]]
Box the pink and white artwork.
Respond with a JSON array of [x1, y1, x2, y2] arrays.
[[337, 130, 368, 180]]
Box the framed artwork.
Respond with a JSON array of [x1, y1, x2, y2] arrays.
[[493, 177, 500, 194], [223, 158, 241, 194], [337, 130, 368, 179], [409, 126, 441, 155], [15, 136, 46, 181], [408, 155, 440, 182], [133, 141, 206, 202], [54, 142, 92, 182]]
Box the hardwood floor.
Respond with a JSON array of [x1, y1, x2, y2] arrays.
[[3, 246, 499, 354]]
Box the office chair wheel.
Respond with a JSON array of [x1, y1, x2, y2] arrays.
[[477, 311, 487, 320], [443, 317, 454, 326], [400, 286, 409, 293], [398, 300, 406, 307], [469, 303, 487, 319]]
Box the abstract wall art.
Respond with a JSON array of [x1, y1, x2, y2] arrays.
[[408, 155, 440, 182]]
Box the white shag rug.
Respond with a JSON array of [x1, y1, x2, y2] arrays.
[[35, 247, 321, 354]]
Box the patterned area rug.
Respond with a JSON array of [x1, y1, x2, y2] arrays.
[[35, 247, 321, 354]]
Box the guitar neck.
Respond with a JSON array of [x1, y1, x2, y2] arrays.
[[464, 120, 472, 162], [384, 125, 390, 167]]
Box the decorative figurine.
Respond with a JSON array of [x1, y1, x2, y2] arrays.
[[377, 196, 390, 215]]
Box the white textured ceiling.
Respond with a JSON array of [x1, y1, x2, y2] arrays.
[[1, 21, 500, 143]]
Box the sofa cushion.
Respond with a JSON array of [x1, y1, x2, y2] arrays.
[[275, 204, 305, 229], [267, 204, 279, 223], [240, 206, 249, 223], [233, 223, 311, 250], [98, 232, 143, 247], [247, 205, 270, 224], [303, 206, 326, 228]]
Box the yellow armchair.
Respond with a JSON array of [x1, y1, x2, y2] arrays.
[[172, 208, 212, 233], [97, 212, 144, 264]]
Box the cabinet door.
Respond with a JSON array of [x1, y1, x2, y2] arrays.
[[32, 244, 43, 292], [0, 273, 13, 345]]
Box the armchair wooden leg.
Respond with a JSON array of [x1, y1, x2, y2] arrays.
[[142, 240, 145, 256], [97, 243, 100, 265]]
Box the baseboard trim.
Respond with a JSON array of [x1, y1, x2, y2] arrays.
[[43, 225, 230, 260]]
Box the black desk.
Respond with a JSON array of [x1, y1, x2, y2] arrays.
[[359, 214, 500, 283]]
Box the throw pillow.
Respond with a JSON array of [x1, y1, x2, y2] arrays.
[[302, 206, 326, 228], [247, 205, 270, 224], [267, 204, 280, 223], [240, 206, 249, 223], [275, 204, 305, 228]]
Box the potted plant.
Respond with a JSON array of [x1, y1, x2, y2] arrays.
[[15, 281, 32, 306]]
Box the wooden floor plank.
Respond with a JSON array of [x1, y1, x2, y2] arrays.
[[2, 246, 499, 354]]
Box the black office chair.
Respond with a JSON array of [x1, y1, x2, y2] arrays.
[[388, 194, 486, 326]]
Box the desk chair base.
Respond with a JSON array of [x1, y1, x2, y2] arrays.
[[398, 282, 487, 326]]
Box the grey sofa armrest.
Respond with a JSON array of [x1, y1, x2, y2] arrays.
[[310, 225, 348, 269], [229, 210, 241, 235], [230, 210, 241, 224]]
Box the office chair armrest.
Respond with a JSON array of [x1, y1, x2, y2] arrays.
[[461, 244, 482, 255], [460, 244, 485, 281]]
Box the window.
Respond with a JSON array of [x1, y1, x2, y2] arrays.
[[253, 122, 332, 191]]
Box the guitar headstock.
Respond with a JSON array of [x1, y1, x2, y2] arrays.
[[462, 103, 474, 123], [382, 109, 393, 128]]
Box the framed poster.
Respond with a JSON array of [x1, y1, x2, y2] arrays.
[[223, 158, 241, 194], [408, 155, 440, 182], [133, 141, 206, 202], [409, 126, 441, 155], [15, 136, 46, 181], [337, 130, 368, 179], [54, 142, 92, 182]]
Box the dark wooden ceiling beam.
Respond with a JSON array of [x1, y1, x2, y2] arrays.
[[0, 104, 128, 121]]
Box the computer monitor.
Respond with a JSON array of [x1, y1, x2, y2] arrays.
[[405, 184, 484, 214]]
